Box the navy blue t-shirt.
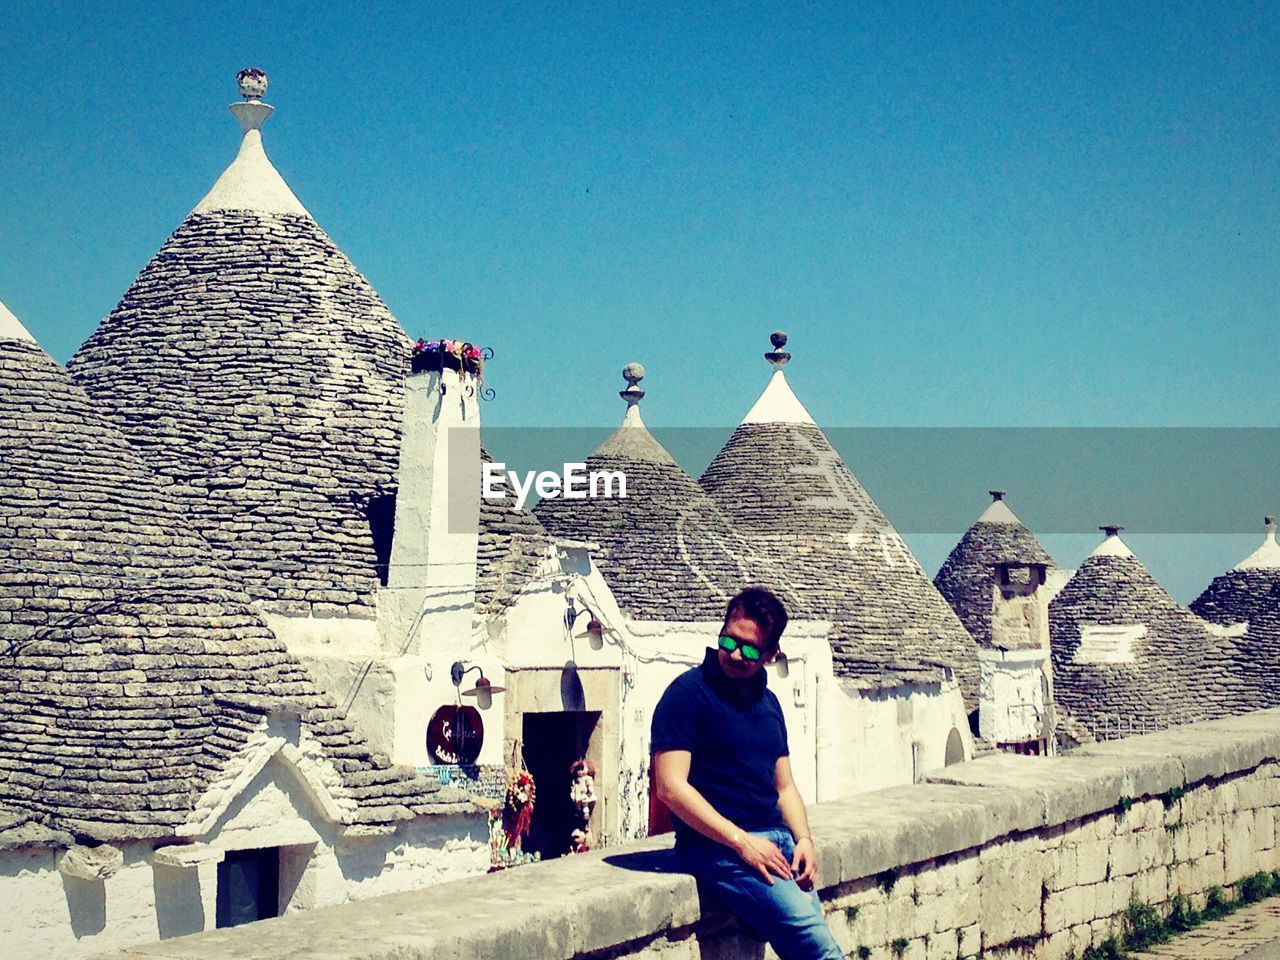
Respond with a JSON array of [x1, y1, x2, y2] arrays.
[[650, 648, 789, 846]]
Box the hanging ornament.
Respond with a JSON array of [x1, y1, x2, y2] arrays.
[[566, 758, 597, 854], [502, 771, 536, 852]]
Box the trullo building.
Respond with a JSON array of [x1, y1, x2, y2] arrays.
[[697, 334, 976, 785], [0, 299, 484, 959], [1189, 517, 1280, 709], [935, 491, 1066, 754], [1049, 525, 1249, 740]]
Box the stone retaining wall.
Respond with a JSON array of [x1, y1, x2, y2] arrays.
[[93, 708, 1280, 960]]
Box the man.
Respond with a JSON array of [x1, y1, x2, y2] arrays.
[[651, 587, 843, 960]]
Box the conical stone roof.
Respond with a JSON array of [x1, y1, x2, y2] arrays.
[[535, 365, 770, 621], [67, 73, 411, 619], [699, 335, 980, 701], [935, 491, 1055, 648], [476, 448, 554, 618], [1189, 518, 1280, 709], [0, 322, 466, 841], [1049, 528, 1248, 739]]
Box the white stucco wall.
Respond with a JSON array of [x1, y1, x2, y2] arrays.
[[834, 678, 973, 794], [0, 753, 486, 959], [978, 648, 1049, 743]]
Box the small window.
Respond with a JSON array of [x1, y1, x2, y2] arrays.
[[216, 848, 280, 929]]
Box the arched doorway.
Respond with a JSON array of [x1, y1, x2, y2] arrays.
[[944, 727, 965, 766]]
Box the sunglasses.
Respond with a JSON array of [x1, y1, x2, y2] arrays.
[[718, 634, 764, 662]]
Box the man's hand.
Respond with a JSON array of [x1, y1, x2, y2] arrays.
[[791, 836, 818, 891], [735, 832, 793, 886]]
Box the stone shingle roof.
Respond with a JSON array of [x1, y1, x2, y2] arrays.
[[0, 334, 471, 844], [65, 89, 412, 620], [67, 207, 409, 620], [535, 388, 772, 621], [698, 365, 980, 701], [934, 492, 1055, 648], [476, 449, 553, 618], [1189, 519, 1280, 709], [1049, 533, 1248, 740]]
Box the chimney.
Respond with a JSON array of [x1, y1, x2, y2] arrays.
[[379, 341, 483, 652], [980, 560, 1053, 752]]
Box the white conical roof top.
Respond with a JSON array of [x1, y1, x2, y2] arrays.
[[977, 491, 1022, 524], [191, 82, 309, 217], [741, 369, 816, 425], [1090, 525, 1135, 558], [0, 300, 36, 343], [1236, 517, 1280, 570]]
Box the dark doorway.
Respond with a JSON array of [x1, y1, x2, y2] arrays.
[[945, 727, 965, 766], [522, 711, 599, 860], [216, 847, 280, 929]]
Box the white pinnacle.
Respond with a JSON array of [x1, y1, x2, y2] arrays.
[[1090, 527, 1135, 559], [1235, 518, 1280, 570], [977, 498, 1021, 524], [192, 72, 310, 217], [741, 370, 817, 426], [0, 299, 36, 343]]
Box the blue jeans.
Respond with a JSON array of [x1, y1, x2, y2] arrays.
[[677, 828, 843, 960]]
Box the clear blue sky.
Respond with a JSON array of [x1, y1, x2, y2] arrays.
[[2, 2, 1277, 597]]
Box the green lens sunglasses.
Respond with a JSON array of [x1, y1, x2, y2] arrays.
[[718, 634, 763, 662]]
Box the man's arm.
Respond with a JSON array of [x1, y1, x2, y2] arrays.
[[774, 756, 819, 890], [652, 749, 793, 885]]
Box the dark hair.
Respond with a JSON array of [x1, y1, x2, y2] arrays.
[[723, 587, 788, 650]]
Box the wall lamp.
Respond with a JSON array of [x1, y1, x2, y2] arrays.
[[450, 661, 505, 709]]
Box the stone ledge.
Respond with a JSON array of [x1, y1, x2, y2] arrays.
[[91, 707, 1280, 960]]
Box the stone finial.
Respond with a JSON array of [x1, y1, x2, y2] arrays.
[[230, 68, 274, 133], [237, 67, 269, 101], [765, 330, 791, 369], [989, 490, 1006, 502], [1100, 524, 1124, 538], [620, 362, 645, 407]]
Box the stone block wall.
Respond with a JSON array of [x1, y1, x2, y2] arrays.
[[92, 709, 1280, 960]]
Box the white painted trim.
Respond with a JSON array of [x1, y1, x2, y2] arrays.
[[977, 500, 1021, 524], [152, 843, 226, 868], [192, 128, 310, 217], [0, 299, 36, 344], [1075, 623, 1145, 663], [1090, 533, 1135, 558], [179, 728, 355, 838], [741, 370, 817, 425], [1236, 528, 1280, 570]]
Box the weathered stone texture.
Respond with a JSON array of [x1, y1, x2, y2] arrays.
[[67, 211, 410, 618], [536, 432, 781, 622], [92, 710, 1280, 960], [935, 517, 1054, 648], [1, 339, 468, 842], [475, 449, 552, 618], [699, 422, 980, 701], [1191, 568, 1280, 709], [1050, 553, 1251, 740]]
